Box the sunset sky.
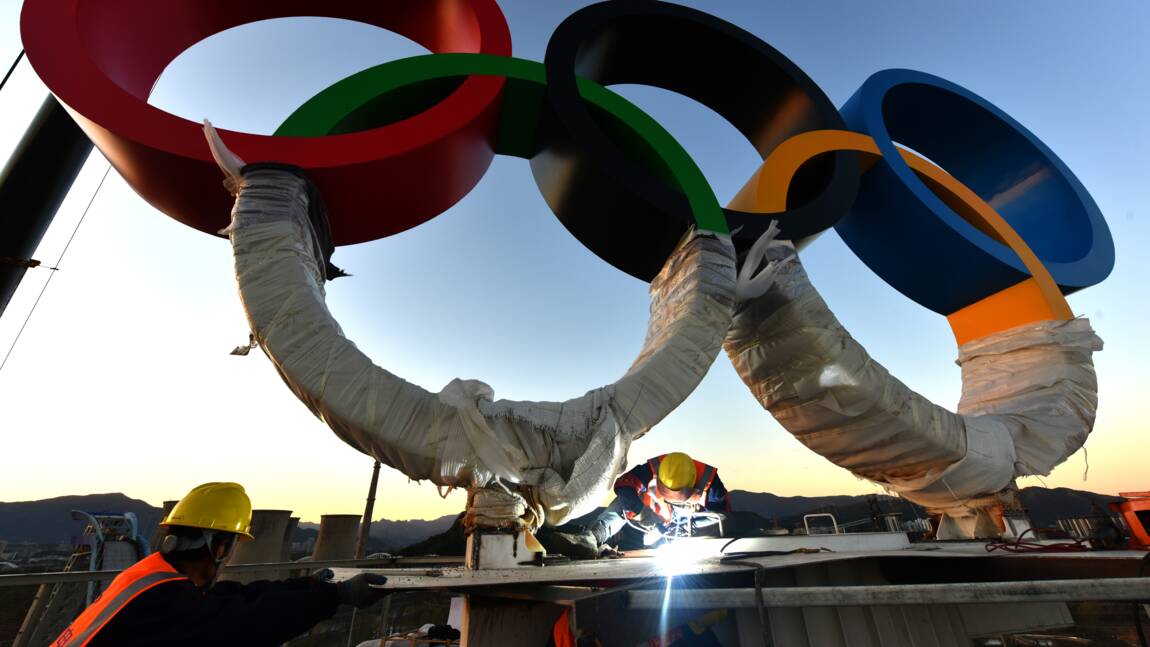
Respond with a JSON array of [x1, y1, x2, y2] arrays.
[[2, 1, 1147, 523]]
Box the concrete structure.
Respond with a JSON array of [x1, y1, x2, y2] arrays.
[[146, 500, 177, 551], [312, 514, 360, 561], [221, 509, 293, 583], [281, 516, 299, 562]]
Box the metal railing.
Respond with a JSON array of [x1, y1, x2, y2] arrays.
[[629, 577, 1150, 609], [802, 513, 840, 535], [0, 555, 463, 588]]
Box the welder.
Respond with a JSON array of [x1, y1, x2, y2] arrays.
[[544, 452, 730, 558]]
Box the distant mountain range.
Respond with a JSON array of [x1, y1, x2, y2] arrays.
[[0, 494, 165, 546], [728, 487, 1122, 529], [0, 493, 457, 551], [729, 491, 924, 527], [297, 516, 456, 553], [0, 487, 1124, 549]]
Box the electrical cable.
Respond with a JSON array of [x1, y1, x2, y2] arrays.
[[983, 527, 1089, 553], [0, 50, 25, 94], [719, 548, 833, 562], [0, 165, 109, 375], [623, 507, 726, 544]]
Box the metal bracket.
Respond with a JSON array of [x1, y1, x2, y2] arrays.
[[466, 528, 543, 570], [0, 256, 42, 269]]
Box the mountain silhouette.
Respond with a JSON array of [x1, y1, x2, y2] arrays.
[[0, 487, 1124, 550]]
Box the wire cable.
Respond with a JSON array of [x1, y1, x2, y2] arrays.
[[0, 50, 25, 95], [983, 527, 1089, 553], [0, 165, 110, 375]]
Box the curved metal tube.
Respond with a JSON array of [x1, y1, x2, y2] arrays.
[[725, 240, 1101, 537], [229, 169, 736, 526]]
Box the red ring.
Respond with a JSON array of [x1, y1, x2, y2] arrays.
[[20, 0, 511, 244]]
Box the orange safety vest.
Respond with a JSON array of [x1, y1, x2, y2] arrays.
[[54, 552, 188, 647], [551, 608, 575, 647], [642, 454, 718, 523]]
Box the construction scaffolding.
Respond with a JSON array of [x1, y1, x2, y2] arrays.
[[12, 511, 149, 647]]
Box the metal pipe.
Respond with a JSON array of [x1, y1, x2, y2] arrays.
[[0, 556, 464, 587], [0, 96, 92, 317], [628, 577, 1150, 609], [357, 461, 382, 559], [11, 583, 50, 647], [803, 513, 840, 535]]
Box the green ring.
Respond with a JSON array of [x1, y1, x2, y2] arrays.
[[276, 53, 727, 235]]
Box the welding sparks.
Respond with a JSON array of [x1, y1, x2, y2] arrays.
[[654, 539, 706, 577]]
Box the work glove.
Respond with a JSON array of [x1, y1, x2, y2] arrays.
[[735, 220, 788, 300], [202, 119, 245, 194], [336, 573, 390, 609], [634, 506, 662, 531]]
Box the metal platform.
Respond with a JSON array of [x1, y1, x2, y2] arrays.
[[5, 534, 1146, 646], [324, 534, 1148, 647], [323, 534, 1142, 591]]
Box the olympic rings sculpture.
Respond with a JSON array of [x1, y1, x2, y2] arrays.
[[22, 0, 1113, 533]]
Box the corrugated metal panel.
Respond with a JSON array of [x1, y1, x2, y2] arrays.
[[764, 568, 809, 647]]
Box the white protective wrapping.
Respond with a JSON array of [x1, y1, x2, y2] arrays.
[[725, 239, 1102, 534], [229, 170, 736, 526]]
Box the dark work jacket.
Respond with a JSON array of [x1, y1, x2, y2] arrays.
[[88, 567, 341, 647], [613, 458, 730, 517]]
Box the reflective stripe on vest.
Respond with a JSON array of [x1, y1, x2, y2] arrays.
[[55, 552, 187, 647], [696, 464, 717, 494], [647, 456, 662, 484]]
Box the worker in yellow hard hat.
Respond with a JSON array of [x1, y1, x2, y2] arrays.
[[541, 452, 731, 559], [54, 482, 390, 647]]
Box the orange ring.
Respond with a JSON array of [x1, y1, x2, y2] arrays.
[[728, 129, 1072, 345]]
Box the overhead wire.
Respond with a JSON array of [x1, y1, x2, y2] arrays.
[[0, 50, 25, 94], [0, 165, 111, 375]]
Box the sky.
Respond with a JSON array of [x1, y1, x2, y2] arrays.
[[1, 1, 1148, 523]]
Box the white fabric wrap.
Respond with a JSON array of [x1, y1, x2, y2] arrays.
[[229, 170, 736, 526], [724, 240, 1102, 521]]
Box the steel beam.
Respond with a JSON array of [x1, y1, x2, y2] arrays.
[[0, 96, 92, 317], [0, 555, 463, 587], [628, 577, 1150, 609]]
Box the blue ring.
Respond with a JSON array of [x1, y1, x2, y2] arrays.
[[837, 69, 1114, 315]]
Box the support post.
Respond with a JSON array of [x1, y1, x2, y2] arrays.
[[356, 461, 381, 559], [461, 596, 567, 646], [0, 97, 92, 317]]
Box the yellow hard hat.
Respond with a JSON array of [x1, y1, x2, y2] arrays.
[[657, 452, 697, 491], [161, 482, 254, 540]]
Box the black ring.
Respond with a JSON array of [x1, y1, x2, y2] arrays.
[[537, 0, 859, 280]]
